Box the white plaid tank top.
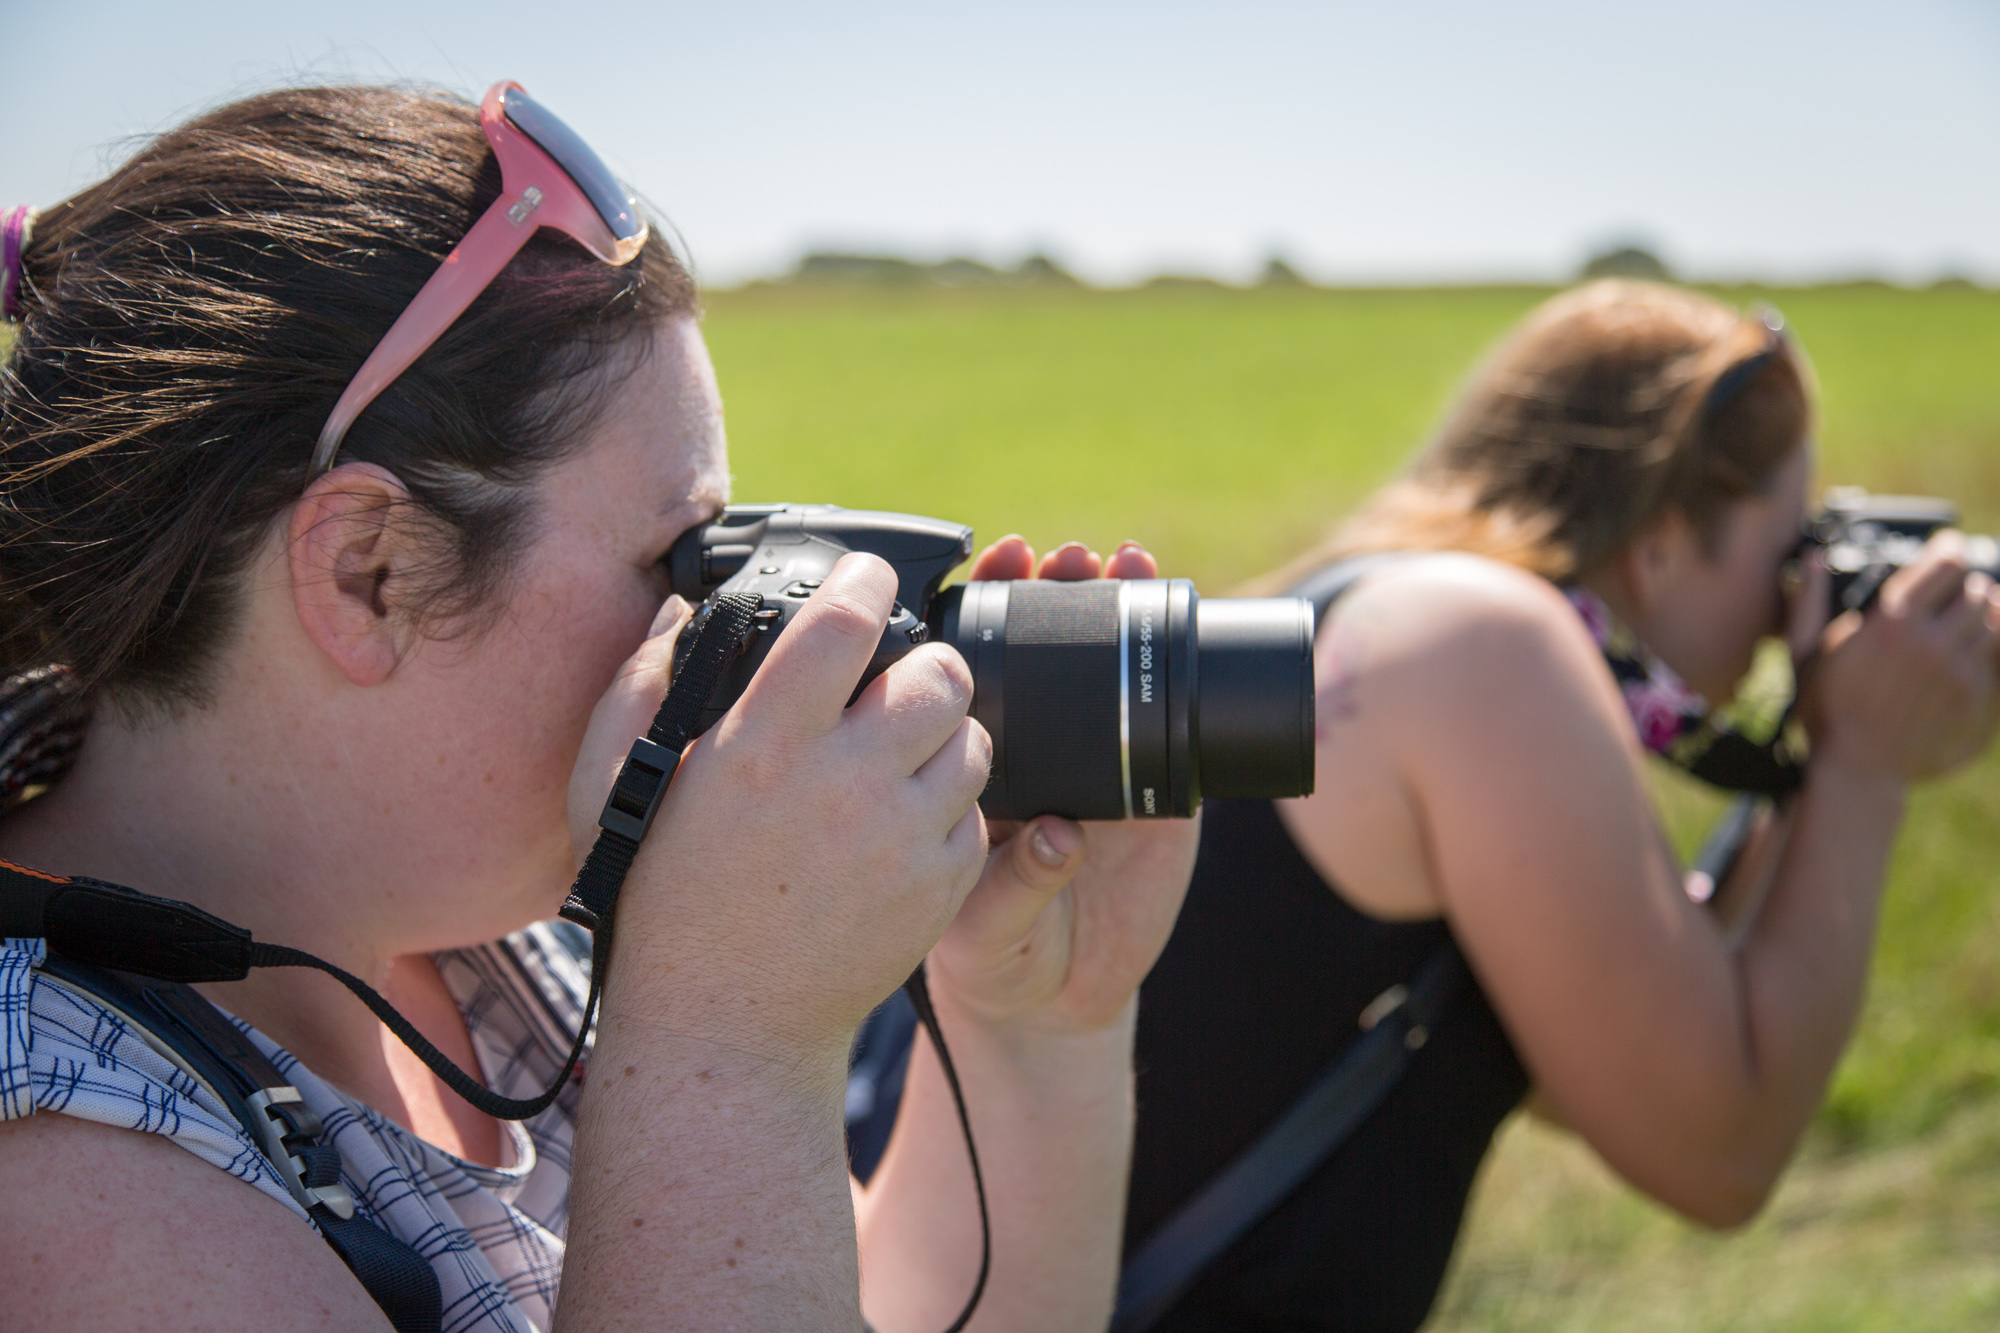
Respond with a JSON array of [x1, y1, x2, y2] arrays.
[[1, 922, 593, 1333]]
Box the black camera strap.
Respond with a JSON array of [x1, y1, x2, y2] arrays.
[[1, 588, 992, 1332], [558, 593, 764, 937]]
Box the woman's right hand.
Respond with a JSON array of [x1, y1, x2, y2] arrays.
[[569, 551, 993, 1060], [559, 552, 993, 1329], [1805, 531, 2000, 783]]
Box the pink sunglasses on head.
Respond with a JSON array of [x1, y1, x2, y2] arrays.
[[310, 80, 650, 481]]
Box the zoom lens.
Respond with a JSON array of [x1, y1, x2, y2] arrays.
[[932, 579, 1316, 821]]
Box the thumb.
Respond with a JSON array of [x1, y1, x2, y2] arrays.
[[951, 816, 1085, 945], [568, 596, 693, 861], [1788, 547, 1832, 665]]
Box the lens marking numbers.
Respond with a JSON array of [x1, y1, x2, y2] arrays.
[[1138, 607, 1156, 703]]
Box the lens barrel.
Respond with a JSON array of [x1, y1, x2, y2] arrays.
[[934, 579, 1316, 821]]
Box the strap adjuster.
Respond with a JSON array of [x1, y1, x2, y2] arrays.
[[246, 1086, 357, 1220], [597, 737, 682, 843]]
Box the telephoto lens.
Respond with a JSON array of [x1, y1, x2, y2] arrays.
[[664, 504, 1318, 822], [933, 580, 1317, 820]]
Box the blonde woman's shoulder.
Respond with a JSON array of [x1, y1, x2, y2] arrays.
[[1328, 551, 1595, 674]]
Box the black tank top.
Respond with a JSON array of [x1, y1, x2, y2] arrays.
[[1126, 797, 1529, 1332]]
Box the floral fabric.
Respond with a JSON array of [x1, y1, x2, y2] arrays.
[[1566, 586, 1712, 758], [1566, 585, 1804, 793]]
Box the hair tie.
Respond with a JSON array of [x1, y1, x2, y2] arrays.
[[2, 206, 36, 321]]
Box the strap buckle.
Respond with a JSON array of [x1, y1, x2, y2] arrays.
[[596, 737, 682, 843], [245, 1086, 357, 1220]]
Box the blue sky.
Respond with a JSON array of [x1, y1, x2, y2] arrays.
[[4, 0, 1996, 285]]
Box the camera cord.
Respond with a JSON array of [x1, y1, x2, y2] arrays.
[[0, 590, 992, 1333]]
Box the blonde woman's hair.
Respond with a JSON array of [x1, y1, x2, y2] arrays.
[[1261, 280, 1813, 591]]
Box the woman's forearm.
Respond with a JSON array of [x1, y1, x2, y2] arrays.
[[1704, 800, 1790, 947], [856, 990, 1138, 1333], [556, 1007, 863, 1332], [1726, 755, 1907, 1191]]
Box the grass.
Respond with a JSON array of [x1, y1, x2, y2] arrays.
[[705, 283, 1545, 590], [701, 280, 2000, 1330]]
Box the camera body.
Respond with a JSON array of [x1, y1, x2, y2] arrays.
[[1806, 488, 2000, 615], [668, 504, 1318, 821], [667, 504, 973, 731]]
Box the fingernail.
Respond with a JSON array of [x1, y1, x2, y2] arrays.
[[651, 595, 690, 636], [1117, 540, 1143, 553], [1030, 819, 1079, 867]]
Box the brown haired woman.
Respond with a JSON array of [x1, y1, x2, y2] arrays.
[[0, 85, 1199, 1330], [1120, 281, 2000, 1330]]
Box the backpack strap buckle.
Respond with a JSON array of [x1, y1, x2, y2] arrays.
[[245, 1085, 357, 1220]]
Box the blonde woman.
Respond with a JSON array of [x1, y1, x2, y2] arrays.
[[1122, 281, 2000, 1331]]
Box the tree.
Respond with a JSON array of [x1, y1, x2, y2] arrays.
[[1580, 245, 1672, 281], [1260, 255, 1308, 287]]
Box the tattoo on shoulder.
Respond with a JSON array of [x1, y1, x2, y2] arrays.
[[1318, 617, 1366, 734]]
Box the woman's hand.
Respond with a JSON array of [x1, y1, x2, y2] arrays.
[[855, 537, 1203, 1333], [924, 537, 1203, 1038], [562, 553, 995, 1330], [1804, 531, 2000, 783], [568, 552, 994, 1056]]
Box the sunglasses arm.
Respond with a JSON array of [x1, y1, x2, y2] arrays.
[[310, 203, 541, 480]]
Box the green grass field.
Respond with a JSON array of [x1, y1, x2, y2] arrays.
[[703, 281, 2000, 1331]]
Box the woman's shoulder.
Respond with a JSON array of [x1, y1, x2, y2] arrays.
[[5, 931, 574, 1331], [1283, 553, 1629, 919], [0, 938, 305, 1215], [1326, 552, 1606, 702], [0, 1107, 392, 1330], [1336, 551, 1578, 629], [0, 937, 387, 1326]]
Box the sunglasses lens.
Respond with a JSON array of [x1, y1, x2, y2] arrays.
[[499, 87, 646, 242]]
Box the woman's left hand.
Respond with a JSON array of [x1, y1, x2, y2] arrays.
[[924, 537, 1203, 1037]]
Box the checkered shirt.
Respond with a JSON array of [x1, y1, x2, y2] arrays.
[[1, 922, 594, 1333]]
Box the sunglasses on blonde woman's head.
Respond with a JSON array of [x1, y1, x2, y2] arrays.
[[1702, 305, 1788, 423], [310, 80, 650, 483]]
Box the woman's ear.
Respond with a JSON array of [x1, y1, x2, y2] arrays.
[[287, 463, 423, 687], [1621, 507, 1697, 621]]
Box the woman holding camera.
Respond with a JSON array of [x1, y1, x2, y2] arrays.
[[0, 85, 1198, 1330], [1122, 280, 2000, 1330]]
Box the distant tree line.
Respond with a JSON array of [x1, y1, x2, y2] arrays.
[[745, 246, 1985, 292], [788, 253, 1084, 288]]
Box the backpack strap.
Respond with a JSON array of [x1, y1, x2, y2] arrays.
[[1285, 551, 1415, 626], [1113, 941, 1465, 1331], [33, 951, 443, 1333], [1111, 552, 1452, 1333]]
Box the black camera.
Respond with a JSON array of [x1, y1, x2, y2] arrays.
[[666, 504, 1317, 821], [1806, 488, 2000, 615]]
